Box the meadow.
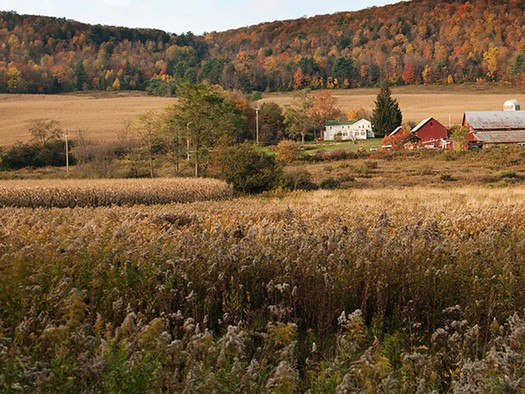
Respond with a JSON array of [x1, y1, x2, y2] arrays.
[[2, 184, 525, 392], [0, 84, 523, 146]]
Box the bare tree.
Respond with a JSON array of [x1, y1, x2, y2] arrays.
[[28, 118, 63, 146]]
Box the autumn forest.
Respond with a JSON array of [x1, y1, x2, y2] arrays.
[[0, 0, 524, 95]]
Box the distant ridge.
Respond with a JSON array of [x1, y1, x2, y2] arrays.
[[0, 0, 523, 94]]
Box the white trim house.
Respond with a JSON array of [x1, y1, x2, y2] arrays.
[[324, 119, 374, 141]]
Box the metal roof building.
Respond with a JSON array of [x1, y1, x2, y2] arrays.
[[463, 111, 525, 131], [463, 108, 525, 146]]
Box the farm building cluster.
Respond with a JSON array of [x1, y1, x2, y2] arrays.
[[322, 99, 525, 151]]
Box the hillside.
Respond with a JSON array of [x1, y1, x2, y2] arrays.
[[0, 0, 524, 94]]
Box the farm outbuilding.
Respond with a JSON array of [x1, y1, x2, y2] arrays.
[[410, 117, 449, 148], [388, 117, 448, 149], [463, 100, 525, 148]]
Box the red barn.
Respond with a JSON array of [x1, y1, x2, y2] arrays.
[[410, 117, 448, 148], [387, 118, 449, 149]]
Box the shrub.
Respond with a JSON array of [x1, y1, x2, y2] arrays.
[[319, 177, 341, 189], [364, 160, 378, 170], [328, 149, 356, 161], [380, 127, 410, 150], [211, 144, 282, 194], [280, 169, 318, 191], [0, 142, 41, 169], [276, 140, 301, 164], [498, 170, 518, 179], [0, 140, 75, 170], [440, 174, 457, 182]]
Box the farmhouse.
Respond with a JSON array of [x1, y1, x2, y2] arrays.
[[388, 117, 449, 149], [324, 119, 374, 141], [463, 100, 525, 148]]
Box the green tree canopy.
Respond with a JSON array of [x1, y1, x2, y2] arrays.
[[258, 102, 284, 144], [170, 82, 244, 176], [331, 57, 355, 86], [211, 143, 281, 194], [370, 85, 402, 137]]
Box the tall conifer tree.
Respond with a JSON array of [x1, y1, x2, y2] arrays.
[[371, 85, 402, 137]]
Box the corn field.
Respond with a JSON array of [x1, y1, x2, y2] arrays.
[[0, 178, 232, 208], [1, 187, 525, 392]]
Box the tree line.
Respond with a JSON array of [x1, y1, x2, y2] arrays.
[[1, 0, 524, 95]]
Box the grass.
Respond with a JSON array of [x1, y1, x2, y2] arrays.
[[2, 90, 525, 390], [0, 92, 175, 146], [302, 138, 382, 154], [2, 186, 525, 391], [291, 145, 525, 188]]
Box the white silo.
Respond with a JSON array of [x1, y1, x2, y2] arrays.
[[503, 99, 521, 111]]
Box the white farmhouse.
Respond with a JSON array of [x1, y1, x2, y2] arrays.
[[324, 119, 374, 141]]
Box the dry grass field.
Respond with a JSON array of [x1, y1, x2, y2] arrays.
[[0, 92, 175, 146], [0, 85, 523, 147], [3, 185, 525, 391]]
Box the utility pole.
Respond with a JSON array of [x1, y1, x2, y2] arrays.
[[255, 106, 259, 144], [186, 122, 191, 161], [65, 130, 69, 174]]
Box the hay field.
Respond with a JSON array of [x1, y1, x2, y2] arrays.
[[0, 92, 175, 146], [0, 85, 523, 147]]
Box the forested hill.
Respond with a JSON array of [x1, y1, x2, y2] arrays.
[[1, 0, 524, 95]]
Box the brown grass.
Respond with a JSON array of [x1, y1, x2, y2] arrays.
[[0, 92, 175, 146], [0, 85, 523, 147], [0, 177, 231, 207], [2, 185, 525, 391], [295, 146, 525, 189]]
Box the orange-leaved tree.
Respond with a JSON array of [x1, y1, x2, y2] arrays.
[[380, 128, 410, 150]]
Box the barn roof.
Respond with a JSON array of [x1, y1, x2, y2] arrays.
[[472, 131, 525, 144], [389, 126, 404, 136], [411, 117, 433, 133], [464, 111, 525, 130]]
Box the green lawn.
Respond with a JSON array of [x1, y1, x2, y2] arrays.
[[302, 138, 382, 154], [254, 138, 383, 157]]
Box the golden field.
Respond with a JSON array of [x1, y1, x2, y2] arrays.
[[0, 177, 231, 207], [0, 92, 175, 146], [0, 85, 523, 147]]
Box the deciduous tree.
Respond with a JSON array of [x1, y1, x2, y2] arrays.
[[128, 110, 164, 177], [28, 118, 63, 146], [258, 102, 284, 144], [170, 82, 244, 176], [307, 91, 342, 139], [211, 143, 281, 194]]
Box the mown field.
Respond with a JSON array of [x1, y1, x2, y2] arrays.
[[2, 181, 525, 392], [0, 85, 523, 146]]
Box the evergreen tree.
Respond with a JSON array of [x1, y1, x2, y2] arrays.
[[371, 85, 402, 137], [74, 61, 87, 91]]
